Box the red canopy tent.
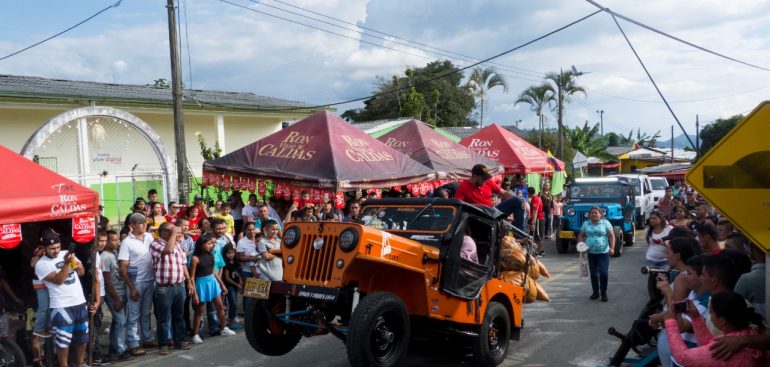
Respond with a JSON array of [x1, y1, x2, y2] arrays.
[[0, 145, 99, 248], [377, 119, 503, 179], [203, 111, 436, 191], [459, 123, 565, 175]]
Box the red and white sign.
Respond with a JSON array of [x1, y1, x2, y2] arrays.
[[334, 192, 345, 210], [258, 180, 267, 197], [310, 188, 322, 205], [201, 172, 211, 187], [410, 184, 420, 197], [0, 223, 22, 249], [72, 214, 95, 243], [220, 175, 232, 191], [292, 186, 302, 201], [212, 174, 223, 188], [247, 178, 257, 193]]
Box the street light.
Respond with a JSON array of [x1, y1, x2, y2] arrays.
[[596, 110, 604, 136]]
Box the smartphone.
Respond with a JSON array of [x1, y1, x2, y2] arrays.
[[673, 301, 687, 313]]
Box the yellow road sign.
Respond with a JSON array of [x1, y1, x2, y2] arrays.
[[687, 101, 770, 252]]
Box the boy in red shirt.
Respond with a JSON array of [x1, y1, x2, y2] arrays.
[[528, 187, 546, 256]]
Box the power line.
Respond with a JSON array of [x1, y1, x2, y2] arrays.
[[263, 0, 547, 78], [585, 0, 770, 72], [0, 1, 123, 62], [586, 84, 770, 104], [216, 2, 602, 110], [181, 0, 194, 92], [608, 11, 696, 150]]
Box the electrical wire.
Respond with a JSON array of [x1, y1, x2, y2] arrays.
[[585, 0, 770, 72], [215, 2, 602, 110], [0, 1, 123, 62], [586, 84, 770, 104], [608, 12, 696, 150], [182, 0, 194, 92]]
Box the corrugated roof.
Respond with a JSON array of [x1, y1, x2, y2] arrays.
[[442, 125, 526, 140], [0, 74, 316, 110], [606, 146, 634, 156]]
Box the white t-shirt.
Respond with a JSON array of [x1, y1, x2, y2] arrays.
[[242, 205, 259, 221], [237, 237, 258, 273], [646, 225, 672, 262], [230, 202, 244, 220], [96, 251, 105, 298], [34, 251, 86, 308], [118, 232, 154, 282]]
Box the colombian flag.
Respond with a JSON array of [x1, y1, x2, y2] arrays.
[[633, 143, 641, 150], [546, 150, 560, 171]]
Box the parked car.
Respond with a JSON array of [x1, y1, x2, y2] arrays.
[[611, 174, 654, 228], [648, 177, 669, 207], [556, 177, 636, 257], [243, 198, 529, 367]]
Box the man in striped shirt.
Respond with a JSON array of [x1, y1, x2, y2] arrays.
[[150, 222, 193, 354]]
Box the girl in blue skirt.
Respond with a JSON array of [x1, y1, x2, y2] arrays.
[[190, 233, 236, 344]]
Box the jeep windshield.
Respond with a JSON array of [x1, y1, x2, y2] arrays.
[[568, 184, 624, 202], [359, 205, 456, 246], [616, 177, 641, 195]]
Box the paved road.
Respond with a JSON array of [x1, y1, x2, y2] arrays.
[[124, 234, 651, 367]]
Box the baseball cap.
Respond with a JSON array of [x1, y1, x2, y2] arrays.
[[194, 194, 203, 201], [128, 213, 147, 224], [41, 229, 61, 247], [471, 164, 492, 180]]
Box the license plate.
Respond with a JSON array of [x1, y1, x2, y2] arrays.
[[559, 231, 575, 239], [243, 278, 271, 300]]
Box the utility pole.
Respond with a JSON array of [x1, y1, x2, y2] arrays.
[[695, 114, 700, 156], [596, 109, 604, 136], [167, 0, 189, 205], [671, 125, 674, 163], [538, 114, 543, 149], [514, 119, 522, 130]]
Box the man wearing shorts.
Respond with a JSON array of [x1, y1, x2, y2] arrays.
[[34, 231, 94, 367]]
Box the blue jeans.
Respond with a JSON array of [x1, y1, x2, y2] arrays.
[[226, 285, 239, 322], [588, 252, 610, 294], [200, 304, 220, 336], [645, 259, 669, 269], [105, 293, 128, 354], [126, 277, 155, 348], [33, 287, 50, 333], [153, 283, 186, 347]]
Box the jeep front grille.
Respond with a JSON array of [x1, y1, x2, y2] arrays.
[[294, 233, 339, 284]]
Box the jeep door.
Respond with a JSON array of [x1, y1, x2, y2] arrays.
[[439, 213, 496, 300]]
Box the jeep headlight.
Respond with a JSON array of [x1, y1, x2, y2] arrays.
[[283, 227, 300, 249], [566, 207, 576, 216], [339, 228, 359, 252]]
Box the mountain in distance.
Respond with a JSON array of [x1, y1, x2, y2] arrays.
[[656, 134, 697, 149]]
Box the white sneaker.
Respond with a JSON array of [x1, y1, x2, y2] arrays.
[[192, 335, 203, 344], [221, 327, 236, 336]]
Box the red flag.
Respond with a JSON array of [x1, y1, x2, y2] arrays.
[[411, 184, 420, 197], [0, 223, 22, 249], [292, 186, 302, 202], [72, 214, 95, 243], [258, 180, 267, 197], [247, 178, 256, 193], [274, 182, 284, 198], [311, 188, 322, 204], [334, 192, 345, 210], [221, 176, 232, 191], [212, 174, 223, 188]]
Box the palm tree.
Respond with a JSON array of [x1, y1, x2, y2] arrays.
[[515, 84, 555, 149], [544, 68, 586, 160], [466, 66, 508, 127], [563, 121, 615, 162]]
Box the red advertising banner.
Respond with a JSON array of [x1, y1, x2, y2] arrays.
[[334, 192, 345, 210], [221, 175, 232, 191], [310, 188, 322, 205], [247, 178, 257, 193], [212, 174, 223, 188], [410, 184, 420, 197], [72, 214, 95, 243], [0, 223, 22, 249], [258, 180, 267, 197], [291, 186, 302, 202], [201, 172, 210, 187]]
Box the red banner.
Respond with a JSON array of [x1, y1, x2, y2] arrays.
[[247, 178, 256, 193], [72, 214, 95, 243], [258, 180, 267, 197], [274, 182, 284, 198], [221, 175, 232, 191], [0, 223, 22, 249], [212, 174, 223, 188], [310, 188, 322, 205], [419, 183, 429, 196], [201, 172, 210, 187], [411, 184, 420, 197], [291, 186, 302, 203], [334, 192, 345, 210]]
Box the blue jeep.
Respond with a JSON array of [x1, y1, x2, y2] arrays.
[[556, 177, 636, 257]]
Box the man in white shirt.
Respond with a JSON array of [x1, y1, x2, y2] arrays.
[[118, 213, 157, 356], [34, 231, 91, 367]]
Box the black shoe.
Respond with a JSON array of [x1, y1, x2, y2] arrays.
[[118, 351, 136, 361], [589, 292, 600, 300], [209, 330, 221, 337], [92, 354, 112, 365], [601, 293, 608, 302]]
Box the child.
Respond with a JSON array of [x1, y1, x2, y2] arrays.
[[257, 220, 283, 281], [190, 233, 236, 344], [221, 244, 243, 330], [213, 205, 235, 236], [30, 243, 50, 367], [248, 231, 265, 277], [102, 229, 134, 360], [552, 195, 564, 239]]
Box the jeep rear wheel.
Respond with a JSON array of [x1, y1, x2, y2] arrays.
[[472, 302, 510, 367], [612, 226, 623, 258], [623, 224, 635, 246], [346, 292, 410, 367], [244, 298, 301, 356], [556, 239, 570, 254]]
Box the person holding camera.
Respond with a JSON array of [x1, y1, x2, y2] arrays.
[[576, 206, 615, 302]]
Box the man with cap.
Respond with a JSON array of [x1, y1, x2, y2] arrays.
[[454, 164, 513, 207], [34, 230, 93, 367], [118, 213, 157, 356]]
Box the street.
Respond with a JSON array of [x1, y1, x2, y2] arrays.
[[123, 234, 650, 367]]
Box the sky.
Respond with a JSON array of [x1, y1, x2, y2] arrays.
[[1, 0, 769, 142]]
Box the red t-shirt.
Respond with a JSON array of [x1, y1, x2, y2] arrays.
[[454, 179, 502, 207], [530, 195, 545, 221]]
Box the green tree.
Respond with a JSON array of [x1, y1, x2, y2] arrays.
[[544, 69, 586, 161], [698, 114, 743, 157], [515, 83, 555, 149], [341, 61, 476, 126], [626, 128, 662, 148], [524, 129, 575, 166], [563, 121, 615, 162], [604, 132, 626, 146], [466, 66, 508, 128], [402, 87, 428, 121]]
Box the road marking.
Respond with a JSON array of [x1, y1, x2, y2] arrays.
[[541, 261, 580, 284]]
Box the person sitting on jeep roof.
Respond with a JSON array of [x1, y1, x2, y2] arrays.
[[454, 164, 513, 207]]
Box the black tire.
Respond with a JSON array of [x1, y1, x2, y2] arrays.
[[556, 239, 570, 254], [244, 298, 301, 357], [623, 224, 635, 247], [635, 214, 644, 230], [612, 226, 623, 258], [347, 292, 410, 367], [472, 302, 511, 367], [0, 340, 27, 367]]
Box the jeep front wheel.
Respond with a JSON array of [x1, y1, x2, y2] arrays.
[[612, 226, 623, 258], [244, 298, 301, 356], [346, 292, 410, 367], [556, 239, 570, 254], [472, 302, 510, 366]]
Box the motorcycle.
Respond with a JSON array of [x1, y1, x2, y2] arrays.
[[0, 310, 27, 367]]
